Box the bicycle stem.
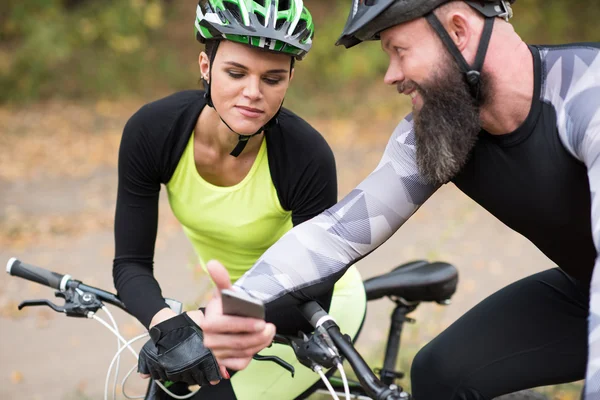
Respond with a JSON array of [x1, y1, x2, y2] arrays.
[[327, 324, 402, 400], [298, 301, 405, 400]]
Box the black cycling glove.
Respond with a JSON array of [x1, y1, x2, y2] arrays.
[[138, 313, 222, 385]]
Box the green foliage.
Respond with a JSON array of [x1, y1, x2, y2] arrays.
[[286, 1, 392, 117], [511, 0, 600, 44], [0, 0, 179, 103], [1, 0, 599, 105]]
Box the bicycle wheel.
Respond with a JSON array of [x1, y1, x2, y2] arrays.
[[494, 390, 549, 399]]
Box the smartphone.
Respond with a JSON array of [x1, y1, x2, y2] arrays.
[[221, 288, 265, 320]]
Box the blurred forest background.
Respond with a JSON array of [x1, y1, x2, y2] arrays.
[[1, 0, 599, 111], [1, 1, 599, 399]]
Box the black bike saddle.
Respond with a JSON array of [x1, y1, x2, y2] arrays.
[[363, 260, 458, 303]]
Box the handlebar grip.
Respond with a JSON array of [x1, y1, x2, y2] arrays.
[[6, 258, 68, 290], [298, 301, 331, 328]]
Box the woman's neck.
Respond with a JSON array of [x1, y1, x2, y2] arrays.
[[195, 105, 264, 159]]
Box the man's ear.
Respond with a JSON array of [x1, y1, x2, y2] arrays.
[[289, 67, 295, 83], [445, 11, 471, 52]]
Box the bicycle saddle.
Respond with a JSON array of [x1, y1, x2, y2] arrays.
[[363, 260, 458, 302]]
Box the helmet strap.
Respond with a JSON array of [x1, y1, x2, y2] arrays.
[[425, 12, 495, 101]]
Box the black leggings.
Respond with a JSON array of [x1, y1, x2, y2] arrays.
[[411, 268, 589, 400]]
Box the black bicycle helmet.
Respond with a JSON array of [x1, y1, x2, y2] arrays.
[[336, 0, 516, 99]]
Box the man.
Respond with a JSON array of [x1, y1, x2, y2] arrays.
[[202, 0, 600, 398]]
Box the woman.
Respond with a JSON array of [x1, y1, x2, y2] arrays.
[[112, 1, 366, 399]]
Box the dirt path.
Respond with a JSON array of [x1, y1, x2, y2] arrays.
[[0, 101, 581, 399]]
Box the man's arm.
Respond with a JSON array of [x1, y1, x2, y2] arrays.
[[550, 50, 600, 395], [579, 105, 600, 396], [234, 115, 438, 309]]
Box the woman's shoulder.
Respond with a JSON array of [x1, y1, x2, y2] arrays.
[[122, 90, 206, 150], [273, 107, 332, 153], [128, 90, 206, 125]]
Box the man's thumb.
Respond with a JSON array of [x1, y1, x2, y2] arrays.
[[206, 260, 232, 291]]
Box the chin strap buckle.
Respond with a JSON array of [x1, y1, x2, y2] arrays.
[[498, 0, 513, 22]]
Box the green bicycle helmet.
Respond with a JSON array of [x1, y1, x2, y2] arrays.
[[193, 0, 315, 157], [195, 0, 315, 60]]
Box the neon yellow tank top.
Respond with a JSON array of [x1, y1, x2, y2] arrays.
[[166, 132, 293, 282]]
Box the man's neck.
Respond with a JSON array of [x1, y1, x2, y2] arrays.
[[479, 38, 535, 135]]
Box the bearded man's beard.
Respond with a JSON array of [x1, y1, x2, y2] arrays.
[[411, 54, 489, 185]]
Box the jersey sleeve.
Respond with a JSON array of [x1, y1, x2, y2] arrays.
[[234, 115, 438, 311], [113, 105, 169, 328], [584, 112, 600, 397], [549, 47, 600, 396]]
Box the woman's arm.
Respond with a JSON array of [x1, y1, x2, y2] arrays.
[[113, 106, 170, 328]]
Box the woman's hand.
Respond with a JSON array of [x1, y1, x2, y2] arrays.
[[201, 260, 276, 371], [149, 307, 179, 329], [140, 308, 228, 383]]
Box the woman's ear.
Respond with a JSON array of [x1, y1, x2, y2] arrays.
[[199, 52, 211, 82], [289, 67, 295, 83]]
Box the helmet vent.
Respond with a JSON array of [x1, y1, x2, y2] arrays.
[[292, 19, 307, 36], [255, 0, 266, 6], [276, 18, 286, 30], [256, 12, 266, 26], [224, 1, 244, 25], [279, 0, 291, 11], [297, 28, 311, 43]]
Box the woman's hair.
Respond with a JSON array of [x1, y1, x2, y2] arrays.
[[204, 40, 219, 63]]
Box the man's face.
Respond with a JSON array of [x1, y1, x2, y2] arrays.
[[380, 19, 486, 185]]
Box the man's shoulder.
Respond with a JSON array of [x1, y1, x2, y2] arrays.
[[535, 42, 600, 77], [535, 43, 600, 103], [534, 43, 600, 160]]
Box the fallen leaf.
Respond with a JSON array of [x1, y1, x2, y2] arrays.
[[10, 370, 23, 384]]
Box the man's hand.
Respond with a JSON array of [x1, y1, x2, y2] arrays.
[[201, 260, 276, 371]]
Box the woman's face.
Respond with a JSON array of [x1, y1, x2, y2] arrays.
[[200, 40, 294, 135]]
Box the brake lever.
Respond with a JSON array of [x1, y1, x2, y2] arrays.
[[18, 299, 66, 313], [252, 354, 295, 377], [16, 288, 104, 318]]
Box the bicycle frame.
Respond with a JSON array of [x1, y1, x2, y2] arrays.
[[378, 300, 418, 386]]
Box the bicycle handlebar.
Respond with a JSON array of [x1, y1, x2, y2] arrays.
[[299, 301, 406, 400], [6, 257, 127, 310], [7, 257, 70, 291]]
